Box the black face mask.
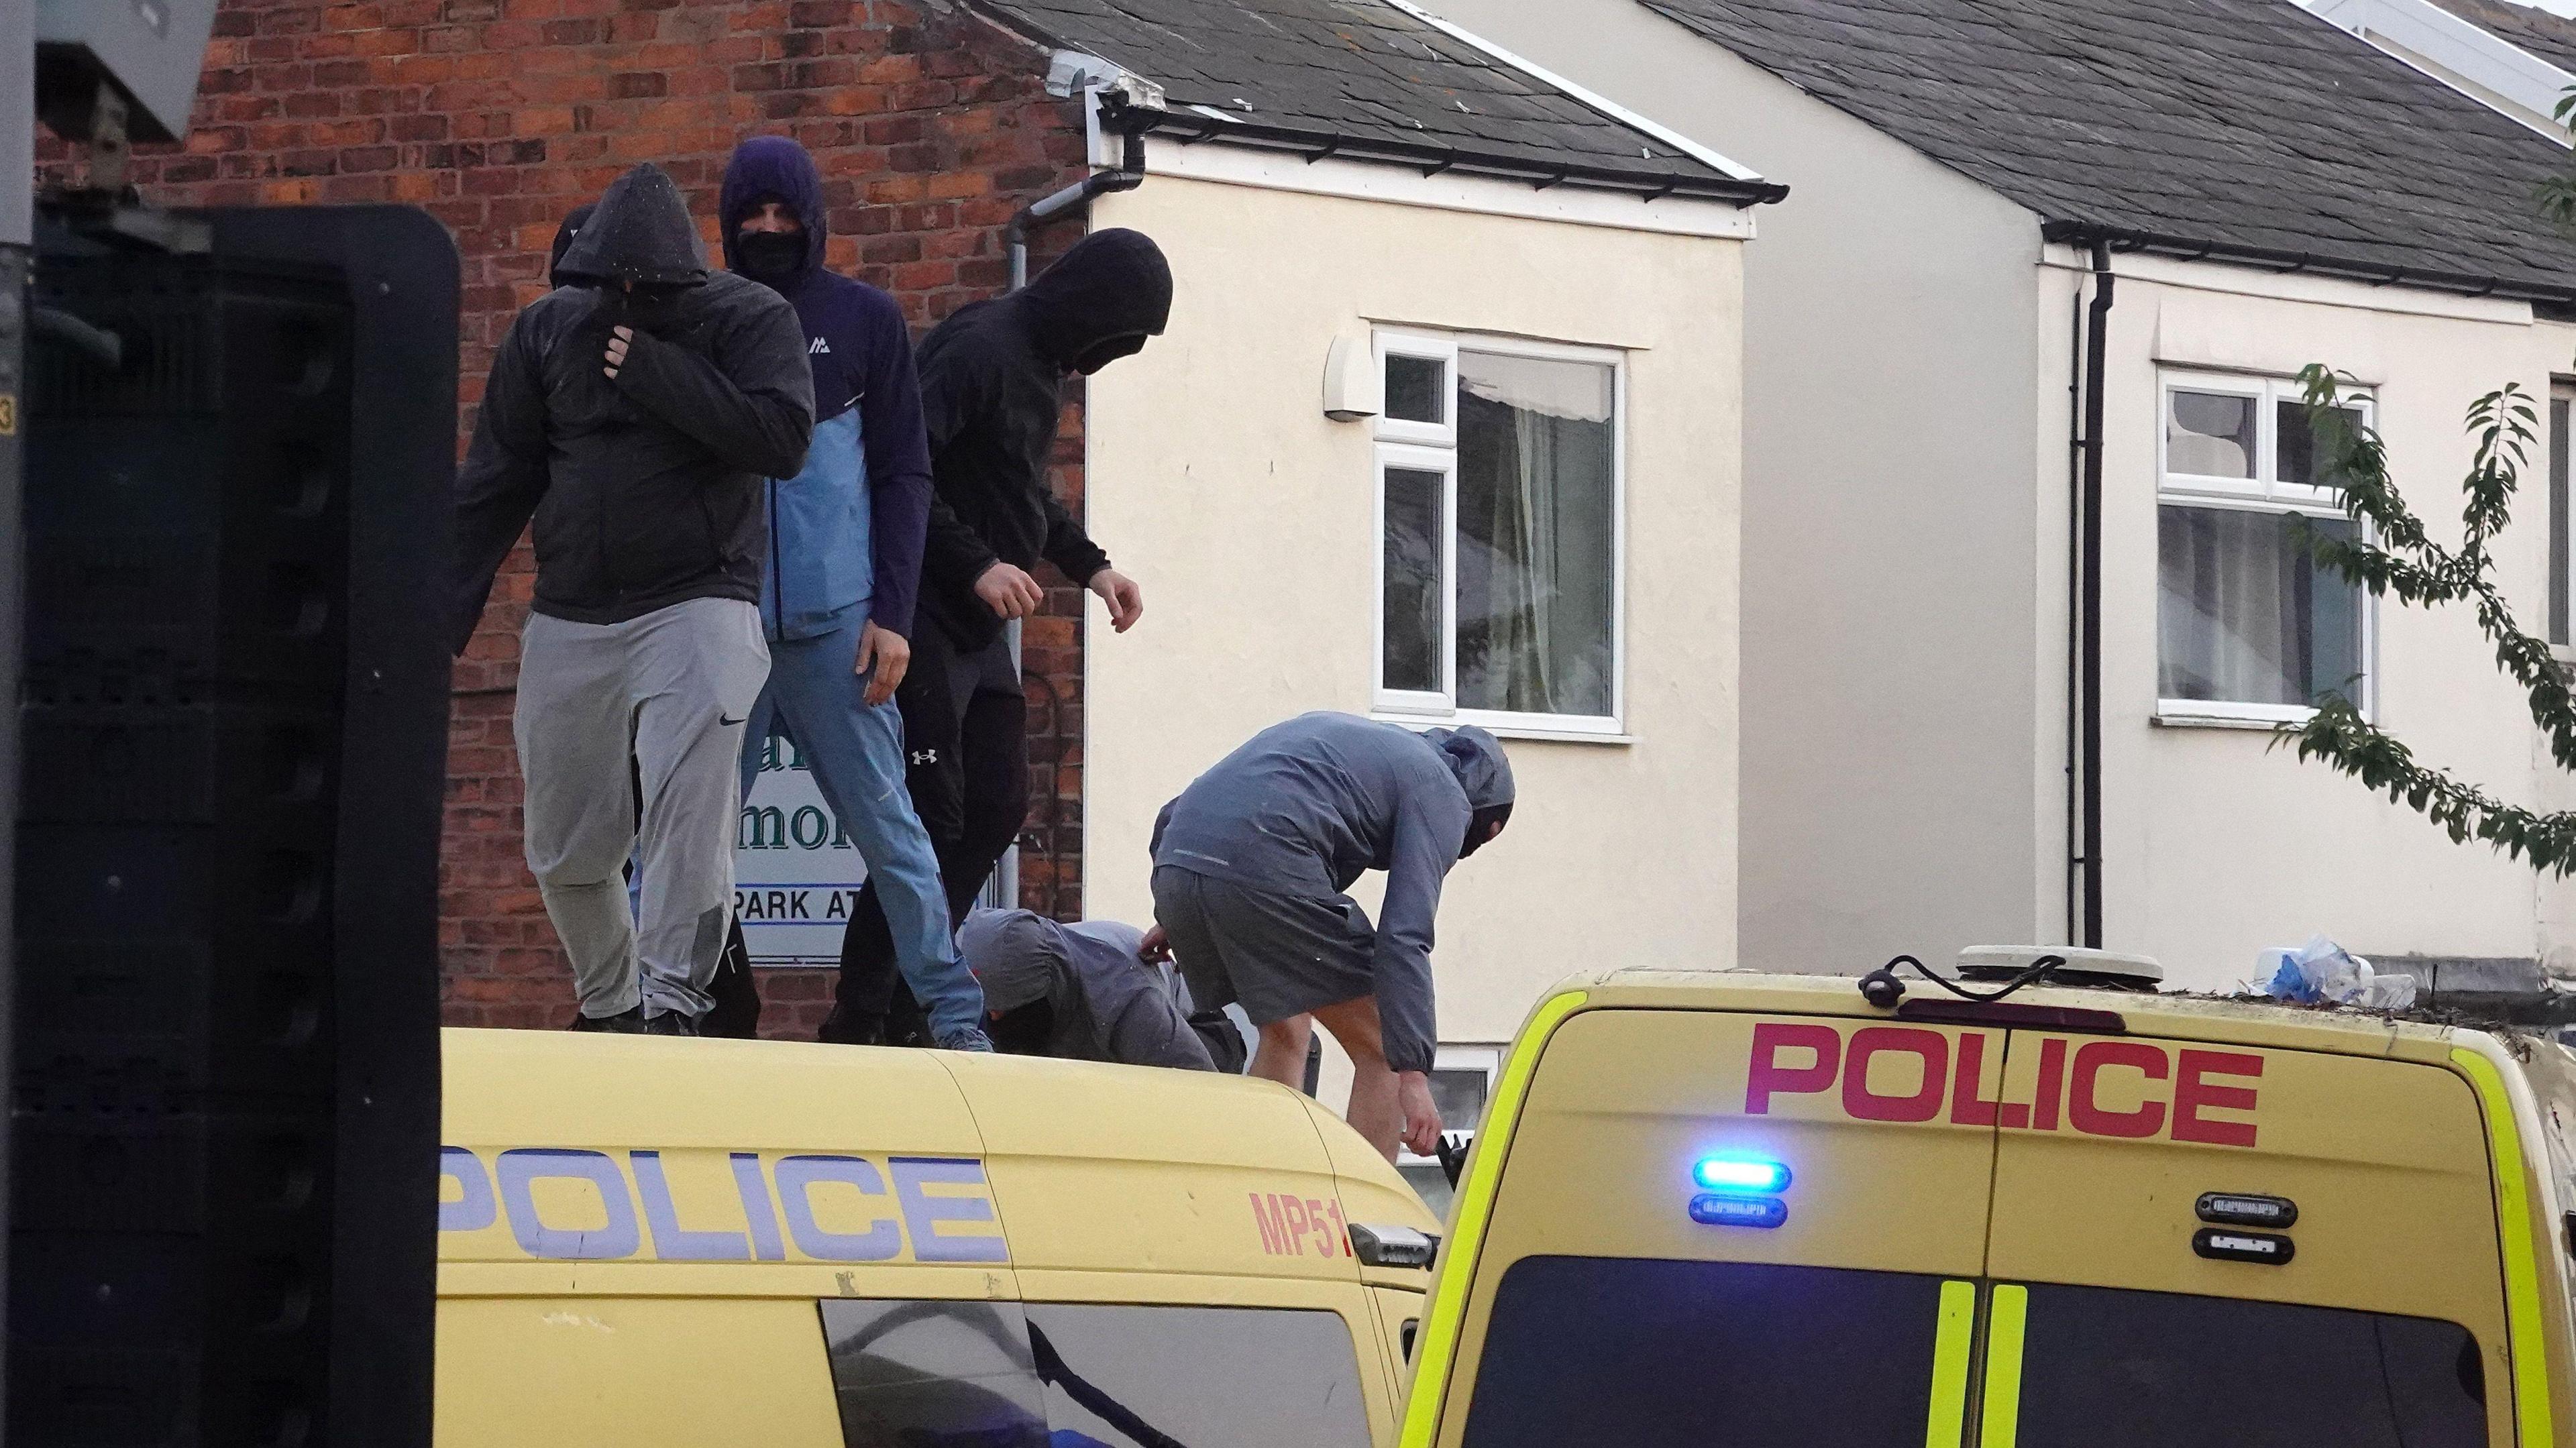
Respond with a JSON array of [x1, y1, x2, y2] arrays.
[[1460, 801, 1513, 860], [735, 230, 806, 287], [610, 282, 693, 335], [1069, 331, 1149, 376]]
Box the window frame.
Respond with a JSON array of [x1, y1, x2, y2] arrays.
[[2154, 369, 2377, 726], [1394, 1044, 1502, 1173], [2550, 382, 2573, 661], [1369, 327, 1629, 740]]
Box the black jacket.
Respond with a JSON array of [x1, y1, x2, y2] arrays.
[[914, 227, 1172, 651], [449, 163, 815, 651]]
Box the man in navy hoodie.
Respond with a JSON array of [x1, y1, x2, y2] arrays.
[[716, 135, 991, 1052]]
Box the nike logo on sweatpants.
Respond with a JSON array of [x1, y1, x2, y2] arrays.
[[719, 714, 747, 726]]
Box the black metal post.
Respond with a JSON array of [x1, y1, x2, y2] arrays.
[[0, 8, 36, 1440]]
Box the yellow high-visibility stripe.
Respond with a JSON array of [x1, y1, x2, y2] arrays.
[[1978, 1284, 2027, 1448], [2451, 1047, 2557, 1447], [1397, 989, 1589, 1448], [1927, 1280, 1976, 1447]]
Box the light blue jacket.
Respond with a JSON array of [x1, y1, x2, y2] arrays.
[[759, 408, 871, 643]]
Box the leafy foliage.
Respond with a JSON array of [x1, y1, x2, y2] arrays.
[[2277, 366, 2576, 872]]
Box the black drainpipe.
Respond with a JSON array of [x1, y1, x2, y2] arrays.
[[1006, 97, 1148, 291], [2063, 286, 2083, 946], [2078, 239, 2115, 950]]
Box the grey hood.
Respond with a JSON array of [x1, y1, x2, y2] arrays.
[[553, 163, 708, 289], [1427, 724, 1514, 811]]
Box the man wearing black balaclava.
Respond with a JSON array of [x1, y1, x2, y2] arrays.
[[823, 228, 1171, 1046], [452, 162, 814, 1036]]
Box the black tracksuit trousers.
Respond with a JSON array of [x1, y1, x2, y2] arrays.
[[826, 620, 1026, 1043]]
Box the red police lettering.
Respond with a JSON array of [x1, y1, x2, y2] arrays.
[[2031, 1037, 2067, 1131], [1842, 1027, 1949, 1123], [1746, 1022, 1842, 1113], [1948, 1032, 2029, 1129], [1737, 1023, 2261, 1147], [2171, 1050, 2263, 1147], [2069, 1040, 2168, 1139]]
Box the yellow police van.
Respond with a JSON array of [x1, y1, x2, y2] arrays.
[[1401, 962, 2576, 1447], [435, 1027, 1440, 1446]]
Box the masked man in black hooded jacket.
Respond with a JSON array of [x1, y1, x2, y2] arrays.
[[452, 162, 814, 1036], [824, 227, 1171, 1045]]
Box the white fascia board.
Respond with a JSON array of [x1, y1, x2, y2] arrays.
[[1120, 130, 1757, 239], [2302, 0, 2576, 142], [1379, 0, 1770, 184]]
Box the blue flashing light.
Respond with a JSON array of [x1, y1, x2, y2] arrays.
[[1693, 1155, 1792, 1194], [1689, 1193, 1789, 1229]]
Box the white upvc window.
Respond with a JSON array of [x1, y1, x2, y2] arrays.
[[2549, 383, 2572, 659], [2155, 371, 2374, 724], [1372, 329, 1626, 740]]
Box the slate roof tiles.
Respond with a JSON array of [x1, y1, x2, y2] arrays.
[[1645, 0, 2576, 300], [969, 0, 1782, 201]]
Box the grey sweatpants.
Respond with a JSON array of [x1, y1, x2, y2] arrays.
[[516, 598, 769, 1019]]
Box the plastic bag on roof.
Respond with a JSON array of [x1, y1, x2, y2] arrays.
[[2254, 933, 2416, 1009]]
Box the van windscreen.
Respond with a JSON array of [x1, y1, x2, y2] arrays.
[[1458, 1256, 1949, 1447], [2012, 1283, 2487, 1446]]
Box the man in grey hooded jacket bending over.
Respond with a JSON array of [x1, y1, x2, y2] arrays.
[[1146, 712, 1515, 1160]]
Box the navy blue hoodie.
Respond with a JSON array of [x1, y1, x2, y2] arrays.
[[718, 135, 935, 640]]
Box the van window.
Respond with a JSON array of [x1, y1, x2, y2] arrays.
[[1458, 1256, 1950, 1446], [821, 1299, 1373, 1448], [1024, 1303, 1372, 1447], [820, 1299, 1051, 1447], [2013, 1283, 2486, 1446]]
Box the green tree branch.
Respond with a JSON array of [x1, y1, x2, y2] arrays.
[[2277, 367, 2576, 873]]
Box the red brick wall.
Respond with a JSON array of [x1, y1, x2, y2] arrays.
[[34, 0, 1098, 1037]]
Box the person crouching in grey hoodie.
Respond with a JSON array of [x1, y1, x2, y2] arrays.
[[1145, 712, 1515, 1161], [451, 163, 814, 1035]]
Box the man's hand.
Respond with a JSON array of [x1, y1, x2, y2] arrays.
[[1397, 1071, 1442, 1158], [603, 324, 632, 380], [856, 621, 910, 706], [974, 561, 1044, 620], [1089, 568, 1143, 632], [1138, 923, 1172, 964]]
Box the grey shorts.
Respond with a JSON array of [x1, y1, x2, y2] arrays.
[[1150, 865, 1375, 1027]]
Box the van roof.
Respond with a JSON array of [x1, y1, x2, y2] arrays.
[[1557, 968, 2516, 1066], [439, 1028, 1436, 1283]]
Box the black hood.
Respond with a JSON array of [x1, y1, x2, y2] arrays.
[[1014, 227, 1171, 368], [553, 163, 708, 289], [547, 203, 595, 288]]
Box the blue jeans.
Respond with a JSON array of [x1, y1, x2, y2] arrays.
[[737, 618, 985, 1041]]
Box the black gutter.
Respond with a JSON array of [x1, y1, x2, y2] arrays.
[[1110, 101, 1788, 209], [2078, 240, 2114, 951], [2041, 219, 2576, 309]]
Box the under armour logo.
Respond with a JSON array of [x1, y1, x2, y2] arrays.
[[808, 336, 830, 355], [910, 748, 938, 765]]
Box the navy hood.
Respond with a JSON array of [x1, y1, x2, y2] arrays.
[[1015, 227, 1172, 368], [553, 164, 708, 288], [1426, 724, 1515, 811], [719, 135, 828, 285]]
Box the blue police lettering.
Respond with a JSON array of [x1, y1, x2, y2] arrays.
[[775, 1155, 902, 1262], [633, 1150, 753, 1261], [496, 1149, 641, 1260], [441, 1147, 1011, 1264]]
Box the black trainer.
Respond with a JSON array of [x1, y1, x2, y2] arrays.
[[569, 1006, 645, 1034], [642, 1010, 700, 1038]]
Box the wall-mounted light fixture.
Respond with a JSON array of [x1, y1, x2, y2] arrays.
[[1322, 333, 1381, 423]]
